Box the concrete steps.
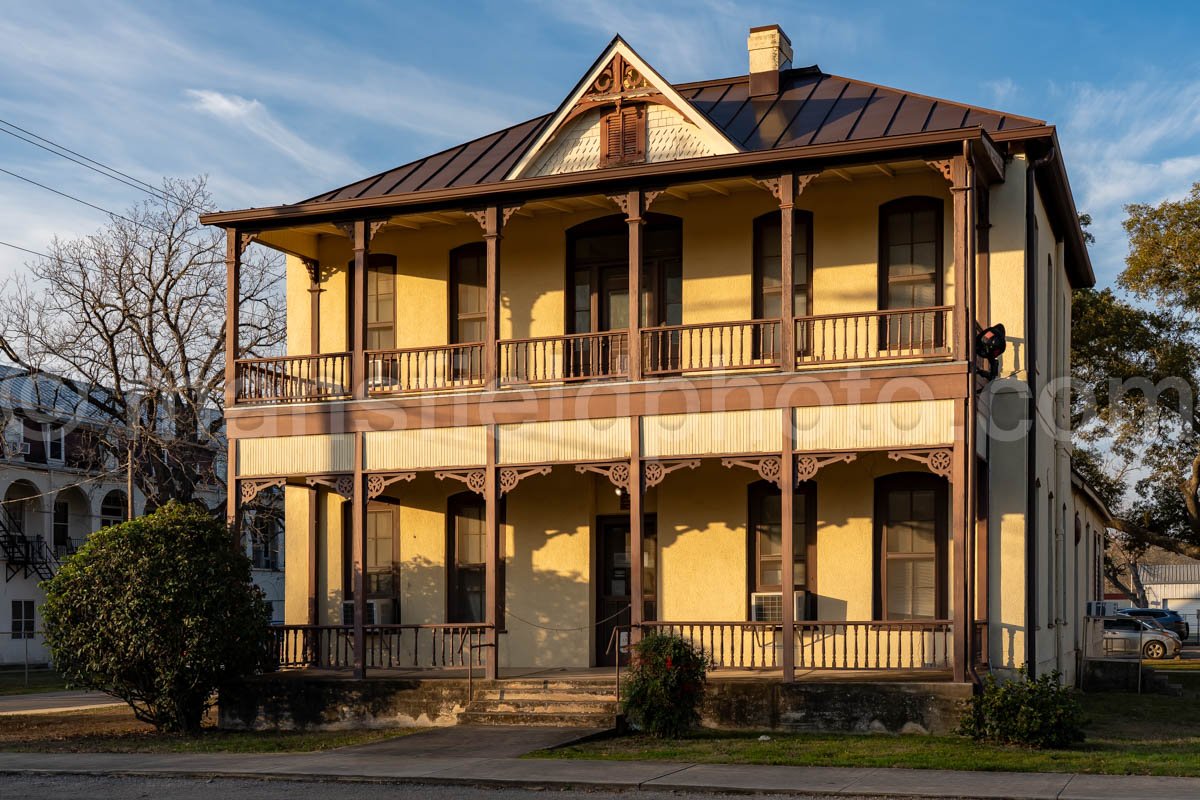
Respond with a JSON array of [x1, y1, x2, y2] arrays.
[[459, 678, 620, 728]]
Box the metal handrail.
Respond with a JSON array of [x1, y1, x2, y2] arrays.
[[605, 624, 630, 707]]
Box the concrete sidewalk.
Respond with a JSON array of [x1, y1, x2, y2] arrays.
[[0, 691, 123, 716], [0, 748, 1196, 799]]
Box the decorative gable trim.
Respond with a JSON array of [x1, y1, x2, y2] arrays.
[[506, 36, 739, 180]]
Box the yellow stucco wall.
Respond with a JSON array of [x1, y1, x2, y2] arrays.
[[282, 171, 956, 354]]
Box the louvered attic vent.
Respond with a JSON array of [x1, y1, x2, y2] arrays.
[[599, 104, 646, 167]]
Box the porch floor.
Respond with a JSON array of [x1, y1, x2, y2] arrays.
[[267, 665, 955, 683]]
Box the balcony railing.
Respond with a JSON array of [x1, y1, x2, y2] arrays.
[[500, 330, 629, 386], [642, 319, 781, 376], [272, 623, 488, 670], [236, 352, 350, 403], [637, 620, 953, 670], [233, 307, 959, 403], [795, 306, 953, 366], [367, 343, 485, 394]]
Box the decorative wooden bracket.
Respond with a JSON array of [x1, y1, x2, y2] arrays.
[[721, 456, 783, 489], [755, 172, 820, 205], [795, 452, 858, 483], [366, 472, 416, 500], [643, 189, 664, 211], [499, 465, 552, 496], [435, 469, 487, 495], [605, 193, 630, 216], [575, 461, 631, 491], [334, 220, 388, 241], [643, 459, 700, 489], [755, 176, 783, 203], [305, 474, 355, 499], [239, 477, 284, 504], [926, 159, 955, 185], [239, 232, 259, 250], [888, 448, 953, 479], [466, 206, 522, 232]]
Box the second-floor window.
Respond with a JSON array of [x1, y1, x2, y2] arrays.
[[449, 243, 486, 344], [366, 254, 397, 350], [53, 501, 70, 552], [753, 210, 813, 358], [879, 197, 943, 310]]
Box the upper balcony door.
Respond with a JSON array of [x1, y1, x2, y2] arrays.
[[878, 197, 945, 352], [566, 214, 681, 379]]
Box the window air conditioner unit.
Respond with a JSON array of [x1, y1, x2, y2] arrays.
[[1086, 600, 1121, 618], [342, 599, 394, 625], [750, 591, 806, 623]]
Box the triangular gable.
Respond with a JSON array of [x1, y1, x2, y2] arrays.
[[505, 36, 739, 180]]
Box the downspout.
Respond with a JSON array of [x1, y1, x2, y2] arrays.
[[1025, 144, 1056, 676]]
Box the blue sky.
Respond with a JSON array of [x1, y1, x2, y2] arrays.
[[1, 1, 1199, 288]]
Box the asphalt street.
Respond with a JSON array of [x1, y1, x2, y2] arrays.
[[0, 774, 870, 800]]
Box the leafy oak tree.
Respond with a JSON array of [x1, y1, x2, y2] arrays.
[[1072, 184, 1200, 586]]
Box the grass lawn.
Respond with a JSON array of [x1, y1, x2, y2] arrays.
[[533, 672, 1200, 777], [0, 670, 70, 696], [0, 706, 414, 753]]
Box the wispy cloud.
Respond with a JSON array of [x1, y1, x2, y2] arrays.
[[984, 77, 1018, 108], [1059, 78, 1200, 284], [186, 90, 361, 181]]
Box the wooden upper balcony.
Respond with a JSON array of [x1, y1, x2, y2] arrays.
[[234, 307, 955, 404], [225, 159, 981, 410]]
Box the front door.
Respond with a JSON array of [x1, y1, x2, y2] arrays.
[[596, 515, 657, 666]]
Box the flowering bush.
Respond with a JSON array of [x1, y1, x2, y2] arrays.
[[621, 633, 709, 738]]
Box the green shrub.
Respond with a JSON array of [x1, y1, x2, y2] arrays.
[[957, 668, 1085, 748], [621, 633, 709, 738], [41, 501, 272, 733]]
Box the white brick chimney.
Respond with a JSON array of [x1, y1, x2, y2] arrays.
[[748, 25, 793, 97]]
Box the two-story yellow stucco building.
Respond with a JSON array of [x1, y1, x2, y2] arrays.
[[206, 26, 1108, 731]]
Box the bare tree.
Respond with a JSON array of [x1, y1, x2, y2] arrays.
[[0, 177, 283, 511]]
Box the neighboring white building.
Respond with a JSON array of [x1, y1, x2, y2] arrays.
[[1138, 562, 1200, 636], [0, 365, 283, 666]]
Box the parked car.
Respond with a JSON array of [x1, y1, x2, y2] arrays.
[[1102, 617, 1181, 659], [1118, 607, 1190, 640]]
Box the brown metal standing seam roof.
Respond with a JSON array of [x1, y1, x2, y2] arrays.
[[303, 66, 1044, 205]]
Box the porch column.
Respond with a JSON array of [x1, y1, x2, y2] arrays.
[[950, 154, 970, 361], [780, 407, 796, 682], [629, 416, 644, 641], [779, 174, 796, 371], [483, 206, 502, 390], [224, 229, 241, 537], [484, 425, 501, 679], [307, 486, 319, 625], [304, 259, 322, 355], [952, 402, 971, 682], [352, 432, 367, 679], [351, 220, 369, 400], [626, 189, 644, 381]]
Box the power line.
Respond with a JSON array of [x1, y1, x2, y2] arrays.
[[0, 239, 51, 259], [0, 116, 215, 213], [0, 124, 164, 200], [0, 165, 139, 225]]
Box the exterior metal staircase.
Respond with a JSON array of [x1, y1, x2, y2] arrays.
[[0, 515, 58, 583]]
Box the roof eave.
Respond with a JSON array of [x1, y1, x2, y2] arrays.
[[202, 125, 1054, 229]]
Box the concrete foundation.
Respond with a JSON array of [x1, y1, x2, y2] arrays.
[[221, 672, 971, 734], [701, 680, 971, 735]]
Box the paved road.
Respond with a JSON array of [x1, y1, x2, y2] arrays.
[[0, 775, 842, 800], [0, 691, 122, 716]]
